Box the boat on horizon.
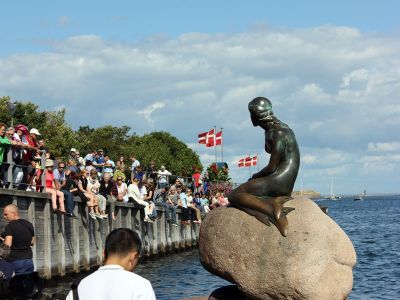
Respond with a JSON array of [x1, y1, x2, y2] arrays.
[[354, 190, 366, 201], [325, 177, 341, 200]]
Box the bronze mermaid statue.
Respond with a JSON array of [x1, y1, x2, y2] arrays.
[[228, 97, 300, 237]]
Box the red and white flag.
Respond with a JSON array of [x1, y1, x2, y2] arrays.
[[238, 155, 257, 167], [245, 155, 258, 167], [206, 130, 222, 147], [238, 158, 246, 167], [198, 128, 215, 144], [215, 130, 222, 146]]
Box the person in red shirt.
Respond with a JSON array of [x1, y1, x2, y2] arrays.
[[192, 169, 201, 193], [44, 159, 66, 214]]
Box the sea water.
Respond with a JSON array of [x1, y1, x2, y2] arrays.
[[44, 195, 400, 299]]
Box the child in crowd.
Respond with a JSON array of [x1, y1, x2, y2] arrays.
[[115, 176, 129, 203], [87, 169, 108, 219], [78, 170, 100, 219]]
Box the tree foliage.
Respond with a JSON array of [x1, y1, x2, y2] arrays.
[[1, 96, 202, 176]]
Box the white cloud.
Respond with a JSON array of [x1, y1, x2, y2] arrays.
[[136, 101, 166, 127], [360, 154, 400, 174], [0, 25, 399, 193], [341, 68, 369, 88], [302, 155, 317, 164], [367, 142, 400, 152]]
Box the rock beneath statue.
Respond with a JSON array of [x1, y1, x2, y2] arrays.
[[199, 197, 356, 300]]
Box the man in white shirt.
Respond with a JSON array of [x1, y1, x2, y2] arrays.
[[128, 178, 153, 223], [67, 228, 156, 300], [130, 155, 140, 182], [157, 165, 171, 188]]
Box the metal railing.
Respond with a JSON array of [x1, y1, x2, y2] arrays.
[[1, 147, 46, 192]]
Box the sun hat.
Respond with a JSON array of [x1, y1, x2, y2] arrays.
[[70, 148, 76, 152], [29, 128, 41, 135], [45, 159, 54, 168]]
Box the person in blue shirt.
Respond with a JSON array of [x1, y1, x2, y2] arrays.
[[53, 162, 76, 218], [193, 193, 202, 209], [93, 150, 105, 174], [177, 186, 190, 225], [83, 150, 96, 165], [103, 155, 115, 176]]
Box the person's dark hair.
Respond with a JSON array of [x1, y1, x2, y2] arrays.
[[69, 171, 78, 180], [195, 192, 200, 197], [104, 228, 142, 260]]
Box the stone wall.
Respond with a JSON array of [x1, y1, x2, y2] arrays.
[[0, 188, 199, 279]]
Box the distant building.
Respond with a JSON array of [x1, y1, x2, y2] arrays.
[[292, 190, 321, 199]]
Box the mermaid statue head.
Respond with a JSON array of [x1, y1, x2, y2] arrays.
[[248, 97, 274, 126]]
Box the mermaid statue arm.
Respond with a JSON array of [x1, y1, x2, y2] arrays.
[[252, 132, 285, 179]]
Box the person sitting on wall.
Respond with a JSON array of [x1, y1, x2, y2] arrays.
[[53, 161, 76, 218], [200, 193, 211, 214], [154, 185, 178, 226], [44, 159, 67, 214], [99, 173, 117, 221], [128, 178, 154, 223], [176, 186, 191, 225], [1, 204, 35, 275], [78, 170, 100, 220], [115, 176, 129, 203], [186, 189, 201, 224], [88, 169, 108, 219], [143, 180, 157, 221], [66, 228, 156, 300]]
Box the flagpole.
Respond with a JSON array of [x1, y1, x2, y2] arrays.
[[221, 127, 224, 162], [257, 153, 259, 172], [214, 125, 217, 163]]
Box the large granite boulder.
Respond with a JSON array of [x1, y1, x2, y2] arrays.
[[199, 197, 356, 300]]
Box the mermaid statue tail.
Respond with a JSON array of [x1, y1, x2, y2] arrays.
[[268, 196, 293, 220], [237, 203, 295, 237]]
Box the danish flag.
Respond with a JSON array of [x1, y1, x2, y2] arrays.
[[206, 130, 222, 147], [238, 155, 257, 167], [198, 129, 215, 144], [245, 155, 257, 167], [238, 158, 245, 167]]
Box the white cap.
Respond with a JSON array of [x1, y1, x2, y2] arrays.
[[29, 128, 41, 135], [70, 148, 77, 152]]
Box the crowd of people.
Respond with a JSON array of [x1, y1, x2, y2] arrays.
[[1, 122, 232, 299], [1, 122, 230, 223], [0, 207, 155, 299]]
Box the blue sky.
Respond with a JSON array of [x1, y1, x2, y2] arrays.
[[1, 1, 399, 194]]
